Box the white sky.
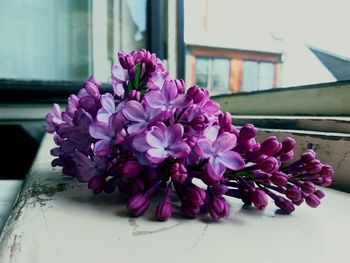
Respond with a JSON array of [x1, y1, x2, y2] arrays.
[[185, 0, 350, 57]]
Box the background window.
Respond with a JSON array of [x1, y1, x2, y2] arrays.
[[242, 61, 274, 91]]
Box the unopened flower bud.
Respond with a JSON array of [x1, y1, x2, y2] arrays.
[[121, 160, 142, 178], [208, 197, 230, 220], [88, 175, 106, 194], [170, 163, 188, 184], [301, 181, 315, 194], [320, 165, 334, 177], [211, 184, 228, 196], [279, 137, 296, 154], [181, 201, 200, 219], [301, 150, 316, 163], [320, 176, 332, 187], [257, 156, 279, 173], [305, 193, 320, 208], [286, 185, 302, 201], [191, 115, 207, 131], [173, 79, 185, 94], [186, 185, 206, 206], [260, 136, 282, 156], [118, 51, 134, 70], [129, 178, 145, 194], [187, 85, 209, 105], [271, 172, 288, 186], [274, 196, 295, 214], [292, 198, 304, 206], [128, 90, 141, 101], [251, 189, 268, 210], [155, 201, 173, 221], [305, 160, 322, 174], [280, 150, 294, 162], [127, 194, 150, 216], [146, 60, 157, 73], [314, 189, 325, 199], [239, 124, 258, 141]]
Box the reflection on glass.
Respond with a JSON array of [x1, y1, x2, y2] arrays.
[[242, 61, 259, 91], [259, 62, 274, 90], [211, 58, 229, 91], [0, 0, 148, 82], [196, 57, 209, 87]]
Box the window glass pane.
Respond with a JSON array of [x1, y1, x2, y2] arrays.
[[258, 62, 274, 90], [0, 0, 148, 82], [242, 61, 258, 91], [196, 57, 209, 87], [211, 58, 229, 91]]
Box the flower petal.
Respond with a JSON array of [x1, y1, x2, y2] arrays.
[[146, 126, 165, 148], [161, 80, 178, 103], [194, 139, 213, 157], [168, 142, 191, 158], [122, 100, 145, 122], [202, 100, 220, 114], [207, 157, 226, 178], [94, 139, 112, 156], [146, 148, 168, 164], [218, 151, 245, 171], [213, 132, 237, 153], [165, 124, 183, 147], [100, 94, 115, 113], [144, 91, 164, 109], [132, 134, 151, 152], [112, 64, 128, 81], [109, 112, 124, 132], [89, 122, 111, 140], [170, 94, 192, 108], [203, 125, 219, 141], [127, 122, 147, 135]]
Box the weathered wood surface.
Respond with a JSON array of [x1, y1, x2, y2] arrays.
[[0, 135, 349, 263], [233, 115, 350, 134], [213, 81, 350, 116]]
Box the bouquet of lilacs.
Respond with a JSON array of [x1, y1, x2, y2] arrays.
[[45, 49, 334, 221]]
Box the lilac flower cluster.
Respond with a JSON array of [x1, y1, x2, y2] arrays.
[[45, 49, 334, 221]]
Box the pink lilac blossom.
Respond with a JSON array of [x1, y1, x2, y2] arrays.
[[45, 49, 334, 221]]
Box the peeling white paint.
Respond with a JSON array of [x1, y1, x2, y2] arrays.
[[0, 135, 349, 263]]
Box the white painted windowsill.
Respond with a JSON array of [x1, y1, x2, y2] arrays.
[[0, 134, 349, 263]]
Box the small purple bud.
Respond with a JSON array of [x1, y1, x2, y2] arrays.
[[301, 181, 315, 194], [84, 81, 100, 98], [239, 124, 258, 141], [201, 168, 221, 186], [260, 136, 282, 156], [146, 60, 157, 73], [279, 137, 296, 154], [187, 85, 209, 104], [211, 184, 228, 196], [87, 75, 101, 88], [279, 150, 294, 162], [305, 193, 320, 208], [286, 185, 302, 201], [88, 175, 106, 194], [257, 156, 280, 173], [127, 194, 150, 217], [274, 196, 295, 214], [314, 189, 325, 199], [305, 160, 323, 174], [155, 201, 173, 221], [320, 176, 332, 187], [181, 202, 200, 219], [271, 172, 288, 186], [129, 178, 145, 194], [301, 150, 316, 163], [320, 165, 334, 177], [170, 163, 188, 184], [251, 189, 268, 210], [252, 171, 272, 184], [121, 160, 142, 178], [104, 177, 118, 193], [118, 51, 135, 70], [292, 198, 304, 206], [191, 115, 207, 131], [128, 90, 141, 101], [208, 197, 230, 220], [173, 79, 185, 94], [186, 185, 206, 206]]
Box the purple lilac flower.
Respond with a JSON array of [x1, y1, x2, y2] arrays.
[[46, 49, 334, 221]]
